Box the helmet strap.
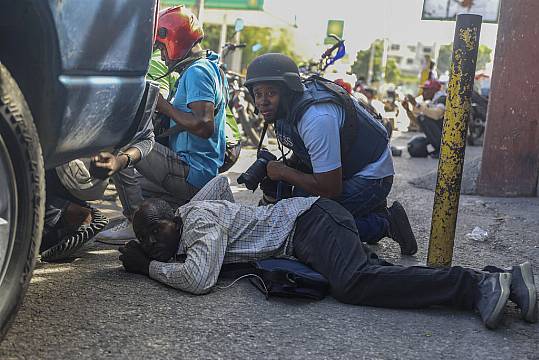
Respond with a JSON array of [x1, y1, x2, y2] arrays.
[[149, 50, 208, 83]]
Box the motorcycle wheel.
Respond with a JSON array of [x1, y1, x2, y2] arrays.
[[238, 107, 261, 146]]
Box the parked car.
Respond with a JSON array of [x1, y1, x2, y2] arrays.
[[0, 0, 159, 339]]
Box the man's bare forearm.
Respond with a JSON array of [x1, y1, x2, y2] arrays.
[[276, 165, 341, 198], [158, 100, 210, 137]]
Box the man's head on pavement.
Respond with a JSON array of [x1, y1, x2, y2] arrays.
[[132, 199, 182, 262], [420, 79, 442, 100], [245, 53, 304, 123], [154, 5, 204, 67]]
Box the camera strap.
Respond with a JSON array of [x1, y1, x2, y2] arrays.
[[256, 122, 269, 154]]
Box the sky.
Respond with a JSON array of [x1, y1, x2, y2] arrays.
[[202, 0, 499, 60]]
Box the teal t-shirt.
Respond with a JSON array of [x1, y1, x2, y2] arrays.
[[169, 52, 227, 189]]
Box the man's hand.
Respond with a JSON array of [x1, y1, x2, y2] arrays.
[[91, 152, 127, 178], [266, 161, 289, 181], [405, 94, 417, 106], [119, 240, 151, 276], [156, 93, 171, 116]]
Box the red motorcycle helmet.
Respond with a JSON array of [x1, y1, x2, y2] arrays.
[[155, 6, 204, 63], [334, 78, 352, 94]]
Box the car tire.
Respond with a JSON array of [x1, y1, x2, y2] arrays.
[[0, 63, 45, 340]]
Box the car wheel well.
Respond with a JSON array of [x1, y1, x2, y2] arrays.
[[0, 1, 59, 129]]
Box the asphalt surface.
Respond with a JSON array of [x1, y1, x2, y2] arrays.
[[1, 132, 538, 359]]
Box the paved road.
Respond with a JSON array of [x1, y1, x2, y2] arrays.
[[1, 133, 538, 359]]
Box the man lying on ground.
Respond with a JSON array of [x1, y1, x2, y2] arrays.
[[119, 176, 538, 329]]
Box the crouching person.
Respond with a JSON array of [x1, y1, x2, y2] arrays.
[[97, 6, 228, 242], [119, 176, 537, 329]]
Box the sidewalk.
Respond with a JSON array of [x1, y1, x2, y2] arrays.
[[1, 133, 537, 360]]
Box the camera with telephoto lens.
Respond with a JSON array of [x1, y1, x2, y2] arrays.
[[237, 149, 277, 191]]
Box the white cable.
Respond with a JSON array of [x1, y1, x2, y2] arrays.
[[217, 273, 269, 296]]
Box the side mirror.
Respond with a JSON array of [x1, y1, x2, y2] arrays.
[[234, 18, 245, 33]]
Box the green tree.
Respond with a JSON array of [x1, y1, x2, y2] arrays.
[[436, 43, 492, 74], [200, 24, 233, 53], [437, 43, 453, 75], [240, 27, 301, 70], [385, 58, 400, 83], [477, 44, 493, 70], [351, 40, 383, 82], [201, 24, 301, 71]]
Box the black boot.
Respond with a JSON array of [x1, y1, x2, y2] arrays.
[[386, 201, 418, 255]]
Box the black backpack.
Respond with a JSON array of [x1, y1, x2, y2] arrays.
[[220, 258, 329, 301]]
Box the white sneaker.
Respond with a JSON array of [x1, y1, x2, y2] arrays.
[[95, 219, 136, 241]]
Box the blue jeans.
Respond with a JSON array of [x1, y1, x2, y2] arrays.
[[337, 176, 393, 243], [293, 175, 393, 244]]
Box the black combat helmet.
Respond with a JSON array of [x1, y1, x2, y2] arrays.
[[245, 53, 304, 93]]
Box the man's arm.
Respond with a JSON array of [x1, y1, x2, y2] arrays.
[[91, 113, 155, 177], [267, 109, 344, 198], [148, 214, 227, 294], [155, 64, 219, 139], [156, 95, 215, 139], [267, 162, 342, 198], [190, 175, 235, 202], [415, 102, 445, 120]]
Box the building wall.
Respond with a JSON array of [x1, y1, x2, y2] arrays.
[[387, 41, 437, 76]]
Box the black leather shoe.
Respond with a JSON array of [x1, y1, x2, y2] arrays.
[[387, 201, 417, 255], [510, 262, 537, 323], [476, 273, 512, 329]]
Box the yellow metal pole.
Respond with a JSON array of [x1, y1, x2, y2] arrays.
[[427, 14, 482, 267]]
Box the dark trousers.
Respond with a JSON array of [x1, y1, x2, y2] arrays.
[[42, 170, 87, 251], [417, 115, 443, 153], [293, 198, 482, 309], [293, 176, 392, 245]]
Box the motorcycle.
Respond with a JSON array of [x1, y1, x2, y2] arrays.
[[467, 90, 488, 146], [307, 35, 394, 141], [221, 42, 271, 146]]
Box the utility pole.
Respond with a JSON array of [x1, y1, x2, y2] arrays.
[[193, 0, 204, 26], [380, 38, 389, 83], [231, 29, 242, 73], [367, 41, 375, 84], [218, 13, 228, 58], [477, 0, 539, 196]]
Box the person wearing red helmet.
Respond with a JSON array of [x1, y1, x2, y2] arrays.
[[402, 79, 446, 158], [98, 6, 228, 242], [334, 78, 352, 94]]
